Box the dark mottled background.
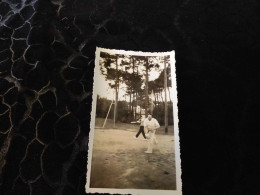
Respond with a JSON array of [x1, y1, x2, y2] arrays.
[[0, 0, 259, 194]]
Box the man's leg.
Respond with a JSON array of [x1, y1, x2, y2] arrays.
[[140, 126, 146, 139], [145, 131, 154, 153], [153, 133, 158, 144], [135, 126, 142, 138]]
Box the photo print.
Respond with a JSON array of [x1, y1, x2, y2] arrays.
[[86, 48, 182, 195]]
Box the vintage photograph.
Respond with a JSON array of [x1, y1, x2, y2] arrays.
[[86, 48, 182, 195]]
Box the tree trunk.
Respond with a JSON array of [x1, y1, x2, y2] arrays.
[[133, 92, 135, 120], [132, 57, 136, 119], [131, 89, 134, 117], [168, 87, 172, 103], [164, 56, 168, 133], [114, 55, 119, 127], [129, 92, 132, 111], [145, 57, 149, 117], [135, 92, 138, 120]]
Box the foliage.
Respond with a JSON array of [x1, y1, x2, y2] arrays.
[[96, 95, 174, 125], [96, 95, 134, 123], [95, 95, 113, 118], [99, 52, 173, 126], [153, 102, 174, 125]]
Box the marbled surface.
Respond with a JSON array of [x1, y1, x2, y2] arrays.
[[0, 0, 259, 194]]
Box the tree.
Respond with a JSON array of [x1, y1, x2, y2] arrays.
[[122, 56, 143, 120], [164, 55, 168, 133], [147, 55, 171, 133], [100, 53, 167, 125], [133, 56, 160, 117], [100, 52, 127, 125]]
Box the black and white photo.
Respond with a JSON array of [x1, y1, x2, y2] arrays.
[[86, 48, 182, 195]]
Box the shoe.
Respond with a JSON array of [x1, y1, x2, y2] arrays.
[[133, 136, 138, 139], [143, 138, 148, 141], [145, 151, 152, 153]]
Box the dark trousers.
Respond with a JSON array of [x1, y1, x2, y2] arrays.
[[136, 126, 146, 138]]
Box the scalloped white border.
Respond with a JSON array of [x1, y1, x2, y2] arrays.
[[85, 47, 182, 195]]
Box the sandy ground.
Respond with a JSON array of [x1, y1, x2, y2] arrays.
[[89, 128, 176, 190]]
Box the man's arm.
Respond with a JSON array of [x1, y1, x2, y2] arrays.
[[154, 119, 160, 130]]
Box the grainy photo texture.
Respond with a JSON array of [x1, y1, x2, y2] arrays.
[[86, 48, 182, 195]]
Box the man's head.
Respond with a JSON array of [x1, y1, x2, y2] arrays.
[[148, 114, 152, 121]]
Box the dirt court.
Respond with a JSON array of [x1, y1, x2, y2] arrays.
[[89, 127, 176, 190]]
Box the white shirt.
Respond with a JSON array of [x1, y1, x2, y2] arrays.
[[144, 118, 160, 131]]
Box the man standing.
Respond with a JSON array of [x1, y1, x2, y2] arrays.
[[144, 114, 160, 153], [133, 115, 147, 140]]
